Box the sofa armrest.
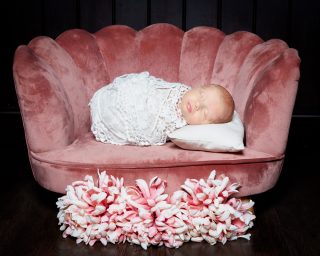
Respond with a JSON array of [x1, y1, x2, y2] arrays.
[[13, 45, 75, 153], [243, 48, 300, 156]]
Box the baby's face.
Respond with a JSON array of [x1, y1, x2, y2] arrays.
[[180, 85, 234, 125]]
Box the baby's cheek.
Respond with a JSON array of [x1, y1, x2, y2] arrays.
[[188, 113, 202, 125]]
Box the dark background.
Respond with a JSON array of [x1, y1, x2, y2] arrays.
[[1, 0, 320, 116], [1, 1, 320, 255]]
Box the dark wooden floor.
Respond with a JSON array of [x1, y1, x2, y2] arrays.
[[1, 114, 320, 256]]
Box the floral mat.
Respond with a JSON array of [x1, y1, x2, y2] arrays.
[[57, 170, 255, 250]]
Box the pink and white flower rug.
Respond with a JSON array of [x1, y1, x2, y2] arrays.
[[57, 170, 255, 250]]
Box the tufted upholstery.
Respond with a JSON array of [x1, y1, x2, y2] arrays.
[[13, 23, 300, 196]]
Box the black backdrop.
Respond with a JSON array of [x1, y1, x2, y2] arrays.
[[1, 0, 319, 116]]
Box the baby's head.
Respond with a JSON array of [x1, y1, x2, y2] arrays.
[[180, 84, 234, 125]]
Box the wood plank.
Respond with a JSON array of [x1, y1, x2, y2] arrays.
[[255, 0, 289, 41], [150, 0, 183, 28], [1, 114, 320, 255], [79, 0, 113, 33], [221, 0, 254, 34], [115, 0, 148, 30], [1, 0, 43, 112], [186, 0, 218, 30], [290, 0, 320, 115], [43, 0, 78, 38]]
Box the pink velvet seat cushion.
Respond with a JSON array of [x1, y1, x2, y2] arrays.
[[31, 133, 280, 168], [29, 132, 284, 197]]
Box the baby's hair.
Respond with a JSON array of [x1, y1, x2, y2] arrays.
[[206, 84, 235, 123]]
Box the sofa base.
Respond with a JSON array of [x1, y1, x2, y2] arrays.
[[29, 156, 284, 197]]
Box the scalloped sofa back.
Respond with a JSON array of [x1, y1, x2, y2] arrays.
[[13, 24, 300, 196]]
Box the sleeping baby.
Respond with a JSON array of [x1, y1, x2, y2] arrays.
[[89, 72, 234, 146]]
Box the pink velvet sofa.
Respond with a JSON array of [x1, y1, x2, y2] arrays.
[[13, 23, 300, 196]]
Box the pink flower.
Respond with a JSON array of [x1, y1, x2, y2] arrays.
[[176, 170, 256, 244], [57, 171, 128, 246], [124, 176, 190, 249], [57, 170, 256, 250]]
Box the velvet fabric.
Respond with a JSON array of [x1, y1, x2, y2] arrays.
[[13, 23, 300, 196]]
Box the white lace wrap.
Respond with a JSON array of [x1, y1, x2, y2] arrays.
[[89, 72, 191, 146]]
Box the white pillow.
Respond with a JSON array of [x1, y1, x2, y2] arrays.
[[167, 111, 245, 152]]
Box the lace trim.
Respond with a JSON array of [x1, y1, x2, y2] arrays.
[[154, 83, 189, 143], [90, 72, 190, 146]]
